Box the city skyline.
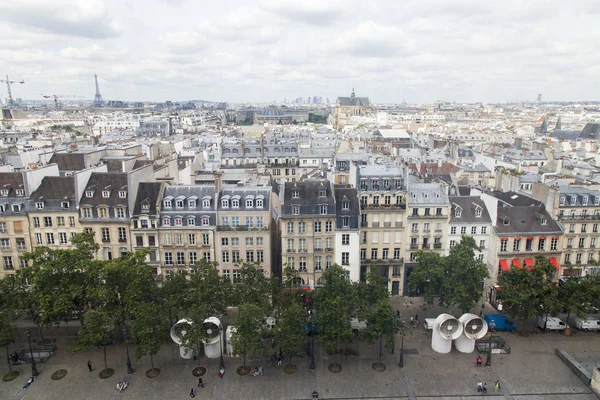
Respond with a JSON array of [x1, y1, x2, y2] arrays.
[[1, 0, 599, 104]]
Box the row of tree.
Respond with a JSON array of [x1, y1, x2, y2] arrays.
[[0, 233, 400, 375]]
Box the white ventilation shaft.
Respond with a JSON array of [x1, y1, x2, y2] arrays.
[[454, 313, 488, 353], [431, 314, 464, 354], [170, 319, 194, 359], [202, 317, 223, 359]]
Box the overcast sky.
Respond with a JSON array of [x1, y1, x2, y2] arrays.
[[1, 0, 599, 104]]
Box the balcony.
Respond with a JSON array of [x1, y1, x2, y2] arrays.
[[559, 214, 600, 221], [314, 248, 322, 252], [325, 248, 333, 252], [435, 229, 442, 232], [217, 225, 268, 232], [422, 244, 430, 249], [118, 238, 127, 243], [408, 214, 446, 220], [361, 222, 368, 227], [567, 245, 573, 248], [410, 244, 418, 250], [433, 243, 442, 249], [287, 249, 296, 253], [361, 204, 406, 211], [298, 249, 308, 253], [361, 257, 404, 266], [384, 222, 392, 228]]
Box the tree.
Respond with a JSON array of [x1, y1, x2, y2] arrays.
[[131, 301, 169, 374], [233, 262, 272, 312], [408, 236, 489, 312], [70, 310, 114, 375], [315, 265, 356, 369], [230, 303, 265, 372], [0, 311, 15, 374], [160, 270, 190, 324], [557, 275, 600, 324], [497, 256, 558, 333], [274, 301, 306, 370]]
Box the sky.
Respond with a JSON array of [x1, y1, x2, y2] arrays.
[[0, 0, 599, 104]]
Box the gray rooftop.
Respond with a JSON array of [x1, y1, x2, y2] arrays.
[[408, 183, 450, 206]]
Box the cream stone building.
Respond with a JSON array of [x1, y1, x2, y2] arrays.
[[331, 89, 373, 131]]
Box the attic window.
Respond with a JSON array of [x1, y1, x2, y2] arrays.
[[424, 193, 429, 199], [163, 200, 172, 208], [0, 205, 4, 212], [475, 208, 482, 217], [541, 218, 547, 225], [16, 189, 24, 196], [35, 202, 44, 209], [570, 196, 576, 206], [319, 190, 326, 197], [503, 219, 510, 225], [86, 190, 94, 198], [256, 199, 264, 208], [596, 197, 600, 206], [203, 199, 211, 208], [559, 196, 565, 206], [61, 201, 70, 209], [0, 190, 8, 197], [292, 190, 299, 199], [102, 191, 110, 198], [342, 201, 350, 210], [119, 191, 127, 198], [188, 199, 196, 208], [455, 209, 462, 217], [12, 204, 20, 212], [141, 203, 149, 212], [436, 193, 440, 198]]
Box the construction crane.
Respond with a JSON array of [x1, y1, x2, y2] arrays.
[[0, 75, 25, 108], [41, 94, 84, 111]]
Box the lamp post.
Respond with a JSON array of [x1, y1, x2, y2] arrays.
[[486, 320, 495, 367], [309, 321, 316, 370], [25, 329, 38, 377], [398, 321, 406, 368]]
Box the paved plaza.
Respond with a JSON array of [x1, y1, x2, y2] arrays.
[[1, 299, 599, 400]]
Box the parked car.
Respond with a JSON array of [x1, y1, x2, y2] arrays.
[[574, 316, 600, 331], [537, 316, 568, 331], [484, 314, 516, 332]]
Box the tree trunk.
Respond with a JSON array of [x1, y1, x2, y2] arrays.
[[35, 321, 46, 348], [243, 353, 246, 368], [521, 318, 527, 334], [197, 343, 201, 370], [150, 354, 154, 369], [6, 345, 12, 373], [566, 310, 572, 326], [378, 335, 383, 363], [103, 346, 108, 371]]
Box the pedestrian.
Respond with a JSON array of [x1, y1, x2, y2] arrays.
[[495, 380, 500, 393], [277, 356, 282, 366], [271, 338, 276, 349], [270, 353, 276, 366], [477, 381, 483, 392], [482, 383, 487, 395], [279, 350, 284, 360], [87, 360, 92, 372], [414, 314, 419, 323], [198, 375, 204, 388], [190, 388, 195, 398]]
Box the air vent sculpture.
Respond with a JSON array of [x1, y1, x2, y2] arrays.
[[202, 317, 223, 359], [431, 313, 463, 354], [170, 319, 194, 359], [455, 313, 488, 353]]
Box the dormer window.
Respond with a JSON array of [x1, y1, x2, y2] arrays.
[[16, 189, 24, 196], [201, 217, 209, 226], [163, 200, 172, 208], [570, 196, 576, 206], [202, 199, 211, 208], [342, 201, 350, 210], [12, 204, 20, 212], [475, 208, 482, 217], [0, 205, 5, 213], [175, 200, 184, 208], [142, 204, 150, 212], [0, 190, 8, 197], [102, 191, 110, 198], [222, 199, 229, 208], [119, 191, 127, 198], [559, 196, 565, 206], [35, 202, 44, 209], [319, 190, 326, 197], [86, 190, 94, 198], [424, 193, 429, 199], [245, 199, 253, 208], [455, 209, 462, 217], [503, 219, 510, 225], [541, 218, 547, 225], [292, 190, 299, 199], [583, 196, 589, 206], [174, 218, 183, 226], [61, 201, 70, 209], [596, 196, 600, 206], [188, 199, 196, 208], [187, 217, 196, 226], [232, 199, 239, 208], [162, 217, 171, 226]]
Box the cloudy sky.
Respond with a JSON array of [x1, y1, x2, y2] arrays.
[[0, 0, 599, 104]]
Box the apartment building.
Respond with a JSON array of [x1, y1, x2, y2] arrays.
[[356, 165, 406, 295], [131, 182, 164, 278], [333, 185, 360, 281], [215, 183, 273, 280], [556, 186, 600, 276], [158, 185, 216, 277], [0, 172, 31, 277], [448, 195, 493, 263], [280, 180, 336, 288], [27, 176, 82, 249], [404, 183, 451, 295]]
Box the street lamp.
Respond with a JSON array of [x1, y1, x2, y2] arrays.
[[25, 329, 38, 377], [309, 321, 316, 370], [398, 321, 406, 368], [486, 320, 496, 367]]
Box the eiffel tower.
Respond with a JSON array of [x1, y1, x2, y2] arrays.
[[93, 74, 104, 107]]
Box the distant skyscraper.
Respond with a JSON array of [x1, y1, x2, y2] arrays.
[[537, 93, 542, 103]]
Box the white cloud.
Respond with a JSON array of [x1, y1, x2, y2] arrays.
[[260, 0, 346, 25]]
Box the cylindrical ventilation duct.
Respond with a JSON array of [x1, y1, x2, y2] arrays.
[[431, 314, 464, 354], [170, 319, 194, 359], [454, 313, 488, 353], [202, 317, 223, 359]]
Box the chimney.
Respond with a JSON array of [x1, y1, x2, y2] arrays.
[[214, 171, 223, 193]]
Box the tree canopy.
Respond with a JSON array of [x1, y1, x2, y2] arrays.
[[230, 303, 266, 368]]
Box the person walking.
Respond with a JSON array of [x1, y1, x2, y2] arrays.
[[87, 360, 92, 372], [482, 383, 487, 395], [190, 388, 196, 397], [495, 380, 500, 393], [198, 375, 204, 388], [271, 338, 276, 349]]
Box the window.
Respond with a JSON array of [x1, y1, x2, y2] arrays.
[[222, 238, 229, 246], [116, 208, 125, 218], [102, 190, 111, 198], [222, 251, 230, 263], [478, 254, 484, 261], [287, 239, 295, 251], [314, 222, 321, 233], [500, 239, 508, 252], [450, 227, 457, 235], [221, 199, 229, 208], [342, 252, 349, 265], [246, 217, 254, 228], [119, 191, 127, 198], [189, 252, 197, 264], [200, 233, 209, 245], [475, 208, 482, 217], [118, 227, 127, 242], [35, 233, 42, 245], [565, 253, 571, 263], [582, 224, 587, 233], [256, 237, 263, 245], [56, 216, 65, 227], [298, 222, 306, 233], [3, 256, 13, 270], [342, 234, 350, 245], [231, 238, 239, 246], [231, 217, 239, 228], [481, 226, 487, 234], [576, 253, 583, 264], [580, 238, 586, 248], [394, 248, 401, 260], [450, 240, 456, 247], [299, 238, 306, 251], [319, 205, 328, 215], [232, 199, 239, 208], [246, 237, 254, 246], [162, 217, 171, 226], [371, 249, 378, 260], [596, 197, 600, 206], [61, 201, 70, 209], [163, 199, 172, 208], [82, 208, 91, 218], [33, 217, 40, 228], [173, 217, 183, 226], [461, 226, 467, 235], [164, 252, 173, 265], [287, 222, 294, 233], [382, 248, 389, 259], [326, 256, 332, 268], [551, 237, 558, 251], [16, 189, 24, 196], [233, 270, 241, 283], [86, 190, 94, 198], [256, 217, 264, 229], [541, 218, 547, 225], [287, 257, 295, 269], [201, 199, 210, 208], [570, 196, 576, 206], [245, 199, 253, 208], [513, 239, 521, 252], [0, 222, 5, 233], [176, 199, 184, 208], [292, 190, 299, 198], [292, 206, 299, 215], [570, 223, 575, 233], [99, 208, 108, 218], [256, 199, 264, 208], [342, 201, 349, 210], [59, 232, 68, 245], [0, 239, 9, 249], [46, 233, 55, 245], [142, 203, 150, 212], [35, 201, 44, 209], [257, 250, 264, 262], [102, 228, 110, 242], [525, 238, 533, 250], [246, 251, 254, 262], [11, 204, 21, 212], [221, 216, 229, 226], [471, 226, 477, 235], [326, 221, 333, 232], [299, 256, 307, 271], [411, 223, 418, 233], [177, 252, 185, 265], [455, 209, 462, 217], [232, 251, 240, 263], [175, 233, 184, 245]]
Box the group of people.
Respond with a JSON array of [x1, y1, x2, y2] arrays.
[[10, 351, 23, 365], [477, 380, 501, 394], [116, 381, 128, 392], [270, 350, 284, 366], [249, 366, 263, 376]]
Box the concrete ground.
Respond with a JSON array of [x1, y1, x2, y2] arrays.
[[1, 298, 598, 400]]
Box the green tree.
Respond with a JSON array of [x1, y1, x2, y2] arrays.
[[131, 301, 169, 372], [497, 256, 558, 332], [0, 311, 15, 374], [274, 301, 306, 369], [70, 310, 114, 374], [315, 265, 356, 368], [233, 262, 272, 312], [160, 270, 190, 324], [408, 236, 489, 312], [231, 303, 265, 371], [557, 275, 600, 324]]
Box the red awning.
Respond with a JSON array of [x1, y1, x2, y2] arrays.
[[512, 259, 522, 269], [500, 259, 509, 272], [549, 258, 560, 270], [525, 259, 534, 270]]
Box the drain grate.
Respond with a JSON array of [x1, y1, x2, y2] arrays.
[[403, 348, 419, 355]]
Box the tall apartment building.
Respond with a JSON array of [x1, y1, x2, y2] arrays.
[[158, 185, 216, 277], [356, 165, 406, 295], [131, 182, 164, 278], [215, 183, 273, 281], [333, 185, 360, 281], [556, 186, 600, 276], [280, 180, 336, 288], [404, 183, 451, 295], [0, 172, 31, 277], [448, 196, 493, 263]]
